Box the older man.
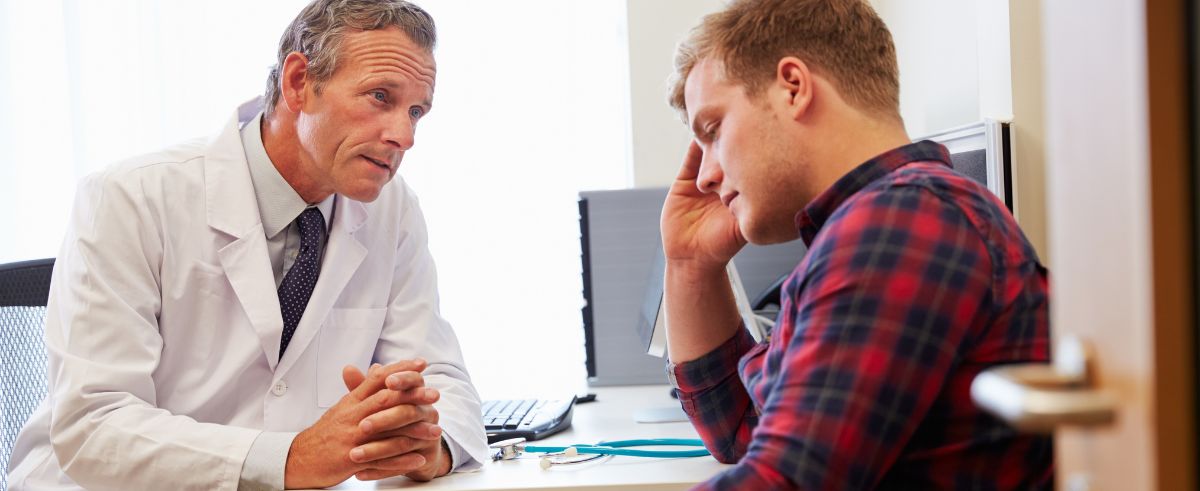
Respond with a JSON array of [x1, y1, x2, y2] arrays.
[[660, 0, 1053, 489], [7, 1, 487, 489]]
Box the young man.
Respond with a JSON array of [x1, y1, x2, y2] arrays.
[[7, 1, 488, 489], [660, 0, 1052, 489]]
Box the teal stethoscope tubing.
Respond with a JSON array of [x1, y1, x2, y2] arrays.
[[523, 438, 710, 458]]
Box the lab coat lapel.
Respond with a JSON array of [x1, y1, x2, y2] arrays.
[[206, 107, 286, 369], [217, 232, 282, 368], [274, 197, 369, 378]]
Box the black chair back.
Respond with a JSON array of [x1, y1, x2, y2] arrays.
[[0, 258, 54, 489]]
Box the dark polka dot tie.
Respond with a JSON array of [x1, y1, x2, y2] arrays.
[[278, 207, 325, 359]]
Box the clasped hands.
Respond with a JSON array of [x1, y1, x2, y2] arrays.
[[284, 359, 451, 489]]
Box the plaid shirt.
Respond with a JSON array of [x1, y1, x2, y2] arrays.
[[671, 141, 1052, 490]]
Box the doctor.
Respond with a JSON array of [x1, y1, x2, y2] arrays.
[[7, 0, 489, 489]]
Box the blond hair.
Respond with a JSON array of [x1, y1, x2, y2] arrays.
[[669, 0, 899, 122]]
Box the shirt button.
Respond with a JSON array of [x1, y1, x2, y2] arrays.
[[272, 381, 288, 396]]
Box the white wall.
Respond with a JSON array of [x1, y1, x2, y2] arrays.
[[977, 0, 1014, 123], [872, 0, 1048, 261], [871, 0, 1015, 137], [0, 0, 310, 264], [625, 0, 726, 187]]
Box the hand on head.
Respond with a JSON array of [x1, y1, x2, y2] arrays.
[[283, 359, 452, 489], [660, 140, 747, 272]]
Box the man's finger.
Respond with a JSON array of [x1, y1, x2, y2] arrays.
[[354, 469, 407, 483], [402, 386, 439, 405], [355, 456, 426, 481], [353, 453, 428, 480], [674, 140, 704, 181], [349, 359, 427, 400], [361, 421, 443, 442], [353, 381, 436, 419], [359, 402, 438, 436], [385, 385, 438, 408], [361, 442, 438, 471], [342, 364, 367, 392], [384, 370, 427, 392], [348, 435, 423, 464]]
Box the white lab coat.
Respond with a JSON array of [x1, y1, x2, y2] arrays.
[[7, 101, 489, 490]]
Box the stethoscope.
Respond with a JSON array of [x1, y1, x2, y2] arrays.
[[489, 437, 711, 469]]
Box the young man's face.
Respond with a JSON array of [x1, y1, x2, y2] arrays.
[[684, 58, 809, 245], [295, 26, 436, 202]]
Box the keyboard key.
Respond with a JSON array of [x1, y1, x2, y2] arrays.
[[513, 400, 536, 419]]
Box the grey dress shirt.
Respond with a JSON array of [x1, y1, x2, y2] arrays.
[[237, 111, 335, 491]]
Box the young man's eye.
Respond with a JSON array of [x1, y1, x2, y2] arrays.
[[409, 106, 424, 119]]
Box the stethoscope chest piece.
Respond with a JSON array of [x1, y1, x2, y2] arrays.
[[489, 437, 528, 461]]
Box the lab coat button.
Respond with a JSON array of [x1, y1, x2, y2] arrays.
[[272, 381, 288, 396]]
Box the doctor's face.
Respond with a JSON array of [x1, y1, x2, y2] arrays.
[[295, 27, 436, 202]]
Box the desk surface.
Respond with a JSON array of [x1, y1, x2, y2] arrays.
[[324, 385, 730, 491]]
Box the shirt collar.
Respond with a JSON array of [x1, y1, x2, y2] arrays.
[[794, 140, 952, 245], [241, 111, 335, 237]]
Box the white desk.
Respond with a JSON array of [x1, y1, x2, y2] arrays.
[[324, 385, 730, 491]]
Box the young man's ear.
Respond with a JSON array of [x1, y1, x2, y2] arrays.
[[279, 51, 311, 115], [776, 56, 813, 120]]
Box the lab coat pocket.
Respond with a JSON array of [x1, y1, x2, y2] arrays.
[[316, 307, 387, 407], [192, 261, 237, 303]]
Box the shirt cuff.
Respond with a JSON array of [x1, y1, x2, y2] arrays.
[[442, 430, 481, 472], [667, 327, 758, 393], [238, 431, 298, 491]]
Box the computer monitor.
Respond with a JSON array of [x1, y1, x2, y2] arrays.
[[920, 119, 1012, 209], [579, 188, 805, 386]]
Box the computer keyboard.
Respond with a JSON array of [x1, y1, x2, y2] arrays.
[[482, 396, 576, 444]]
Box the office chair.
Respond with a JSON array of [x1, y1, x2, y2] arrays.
[[0, 258, 54, 490]]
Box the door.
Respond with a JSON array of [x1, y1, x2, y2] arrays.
[[1041, 0, 1195, 489]]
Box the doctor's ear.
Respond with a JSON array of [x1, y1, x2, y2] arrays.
[[776, 56, 813, 120], [279, 51, 311, 115]]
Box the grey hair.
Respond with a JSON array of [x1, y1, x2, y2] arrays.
[[264, 0, 436, 117]]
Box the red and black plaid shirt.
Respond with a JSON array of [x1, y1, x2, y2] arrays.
[[670, 141, 1052, 490]]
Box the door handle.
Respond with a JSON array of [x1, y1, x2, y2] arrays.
[[970, 335, 1117, 433]]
